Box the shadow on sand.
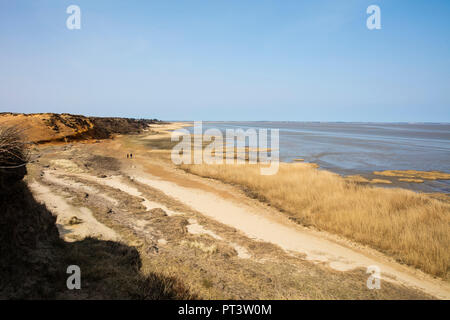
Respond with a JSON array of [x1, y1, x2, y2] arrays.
[[0, 180, 195, 300]]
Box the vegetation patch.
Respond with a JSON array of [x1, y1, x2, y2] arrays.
[[183, 162, 450, 279]]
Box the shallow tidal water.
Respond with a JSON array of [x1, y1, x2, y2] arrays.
[[187, 122, 450, 193]]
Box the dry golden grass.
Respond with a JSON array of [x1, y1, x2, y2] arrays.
[[23, 138, 435, 299], [399, 178, 424, 183], [183, 162, 450, 279], [374, 170, 450, 180]]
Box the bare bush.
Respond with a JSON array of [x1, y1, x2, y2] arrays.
[[0, 125, 29, 168]]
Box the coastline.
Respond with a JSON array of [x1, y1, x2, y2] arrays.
[[18, 120, 448, 299], [187, 121, 450, 194], [3, 0, 449, 304], [2, 116, 448, 299], [175, 121, 450, 197]]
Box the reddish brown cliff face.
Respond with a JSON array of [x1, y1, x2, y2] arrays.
[[0, 113, 160, 144]]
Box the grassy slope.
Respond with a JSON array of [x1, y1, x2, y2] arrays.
[[183, 162, 450, 279]]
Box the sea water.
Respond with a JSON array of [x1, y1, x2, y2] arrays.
[[188, 122, 450, 193]]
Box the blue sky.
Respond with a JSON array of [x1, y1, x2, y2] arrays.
[[1, 0, 449, 121]]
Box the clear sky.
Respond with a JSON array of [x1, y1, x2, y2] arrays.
[[1, 0, 449, 121]]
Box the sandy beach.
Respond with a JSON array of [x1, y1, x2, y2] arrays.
[[21, 122, 449, 299]]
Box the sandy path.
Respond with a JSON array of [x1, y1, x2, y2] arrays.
[[127, 170, 450, 299], [66, 172, 181, 216], [49, 168, 253, 259], [42, 171, 119, 206], [29, 181, 119, 242]]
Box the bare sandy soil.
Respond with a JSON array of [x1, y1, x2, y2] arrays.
[[125, 169, 450, 299], [29, 180, 119, 242], [24, 123, 449, 299]]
